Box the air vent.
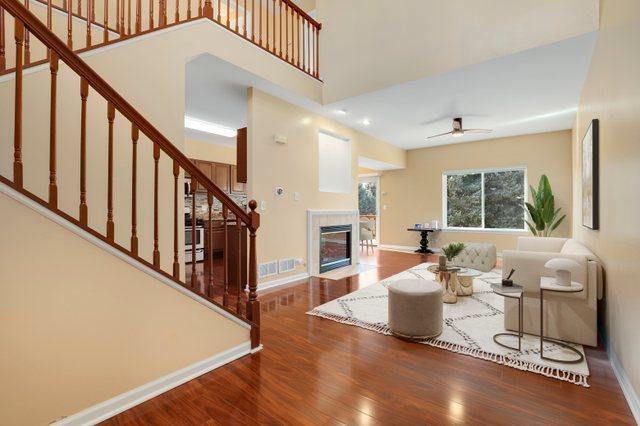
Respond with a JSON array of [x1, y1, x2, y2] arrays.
[[258, 261, 278, 279], [279, 258, 296, 274]]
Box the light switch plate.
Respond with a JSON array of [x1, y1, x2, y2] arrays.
[[293, 191, 300, 201], [260, 201, 267, 211]]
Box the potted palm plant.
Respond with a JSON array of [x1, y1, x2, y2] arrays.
[[525, 175, 566, 237], [439, 242, 465, 269]]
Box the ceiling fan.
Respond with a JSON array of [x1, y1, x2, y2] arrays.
[[427, 117, 492, 139]]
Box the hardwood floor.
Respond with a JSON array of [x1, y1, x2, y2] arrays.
[[106, 249, 634, 425]]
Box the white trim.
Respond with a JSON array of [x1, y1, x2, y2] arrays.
[[54, 342, 254, 425], [442, 227, 529, 235], [358, 173, 381, 178], [258, 272, 310, 292], [377, 244, 442, 254], [609, 346, 640, 423], [442, 166, 528, 232], [0, 182, 251, 330]]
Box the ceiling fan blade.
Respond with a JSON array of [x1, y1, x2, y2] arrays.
[[427, 131, 454, 139], [463, 129, 493, 133]]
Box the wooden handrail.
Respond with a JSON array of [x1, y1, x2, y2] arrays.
[[280, 0, 320, 30], [0, 0, 251, 224]]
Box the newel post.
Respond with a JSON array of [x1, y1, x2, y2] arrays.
[[202, 0, 213, 19], [247, 200, 260, 334]]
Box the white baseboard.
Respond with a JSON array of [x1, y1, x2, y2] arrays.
[[379, 244, 441, 253], [0, 181, 250, 330], [55, 341, 254, 425], [258, 272, 309, 292], [609, 346, 640, 423]]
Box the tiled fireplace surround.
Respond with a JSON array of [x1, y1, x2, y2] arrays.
[[307, 210, 360, 276]]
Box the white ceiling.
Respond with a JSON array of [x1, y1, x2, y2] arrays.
[[185, 32, 596, 150]]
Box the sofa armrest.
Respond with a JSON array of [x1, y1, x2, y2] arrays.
[[502, 250, 588, 299]]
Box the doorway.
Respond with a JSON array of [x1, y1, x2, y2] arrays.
[[358, 175, 380, 245]]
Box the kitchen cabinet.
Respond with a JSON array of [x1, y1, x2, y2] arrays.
[[204, 221, 248, 290], [189, 159, 243, 195], [213, 163, 231, 193], [230, 165, 246, 194]]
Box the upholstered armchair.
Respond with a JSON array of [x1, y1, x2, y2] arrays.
[[502, 237, 602, 347]]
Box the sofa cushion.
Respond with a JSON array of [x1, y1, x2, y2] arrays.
[[561, 239, 598, 261], [516, 236, 567, 253]]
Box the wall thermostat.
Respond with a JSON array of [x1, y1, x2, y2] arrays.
[[275, 187, 285, 196]]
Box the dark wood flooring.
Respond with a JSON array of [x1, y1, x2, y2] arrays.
[[105, 249, 634, 425]]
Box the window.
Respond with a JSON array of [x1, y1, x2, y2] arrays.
[[318, 131, 351, 194], [443, 167, 526, 231]]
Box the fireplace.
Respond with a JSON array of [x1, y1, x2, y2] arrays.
[[319, 225, 352, 273]]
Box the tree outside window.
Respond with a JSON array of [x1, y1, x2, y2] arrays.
[[444, 168, 526, 230]]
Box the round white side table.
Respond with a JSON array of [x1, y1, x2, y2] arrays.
[[539, 277, 584, 364]]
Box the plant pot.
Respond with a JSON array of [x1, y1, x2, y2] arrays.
[[438, 255, 447, 270]]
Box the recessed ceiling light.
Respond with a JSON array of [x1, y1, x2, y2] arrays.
[[361, 118, 371, 126], [335, 109, 348, 115], [184, 116, 237, 138]]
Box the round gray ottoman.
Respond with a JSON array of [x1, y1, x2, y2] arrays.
[[388, 279, 443, 340]]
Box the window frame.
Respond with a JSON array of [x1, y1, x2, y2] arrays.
[[441, 166, 528, 233]]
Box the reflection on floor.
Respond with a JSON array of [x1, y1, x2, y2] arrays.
[[107, 248, 634, 425]]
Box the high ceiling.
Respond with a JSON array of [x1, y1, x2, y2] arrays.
[[324, 32, 597, 149], [316, 0, 599, 102], [185, 32, 596, 150]]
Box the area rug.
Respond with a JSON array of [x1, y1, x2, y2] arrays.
[[307, 262, 590, 387]]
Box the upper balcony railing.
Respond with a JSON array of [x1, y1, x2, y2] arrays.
[[0, 0, 321, 78]]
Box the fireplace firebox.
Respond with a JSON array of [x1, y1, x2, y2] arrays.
[[319, 225, 352, 273]]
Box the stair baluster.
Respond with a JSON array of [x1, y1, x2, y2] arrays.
[[49, 52, 59, 207]]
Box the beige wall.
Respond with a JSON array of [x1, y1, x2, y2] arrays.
[[185, 137, 237, 164], [316, 0, 599, 102], [572, 0, 640, 400], [247, 88, 405, 282], [380, 131, 573, 252], [0, 192, 249, 425]]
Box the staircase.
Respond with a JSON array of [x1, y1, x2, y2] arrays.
[[0, 0, 321, 78], [0, 0, 264, 346]]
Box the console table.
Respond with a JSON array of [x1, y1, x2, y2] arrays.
[[406, 227, 438, 253]]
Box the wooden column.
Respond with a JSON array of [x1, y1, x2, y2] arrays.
[[222, 205, 229, 306], [172, 160, 180, 278], [153, 142, 160, 267], [49, 53, 59, 207], [246, 199, 260, 325], [79, 78, 89, 226], [0, 8, 5, 71], [131, 124, 139, 255], [190, 181, 197, 288], [67, 0, 73, 47], [106, 103, 115, 241], [203, 0, 213, 19], [206, 192, 213, 297], [13, 20, 24, 188]]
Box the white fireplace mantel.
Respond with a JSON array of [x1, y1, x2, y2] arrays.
[[307, 210, 360, 276]]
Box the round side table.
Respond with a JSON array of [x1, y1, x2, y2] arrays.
[[539, 277, 584, 364], [427, 265, 460, 303], [491, 283, 523, 351]]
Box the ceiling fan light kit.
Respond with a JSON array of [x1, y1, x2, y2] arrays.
[[427, 117, 493, 139]]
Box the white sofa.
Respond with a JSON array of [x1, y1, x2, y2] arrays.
[[502, 237, 602, 347]]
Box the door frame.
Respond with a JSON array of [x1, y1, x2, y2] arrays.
[[358, 173, 381, 244]]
